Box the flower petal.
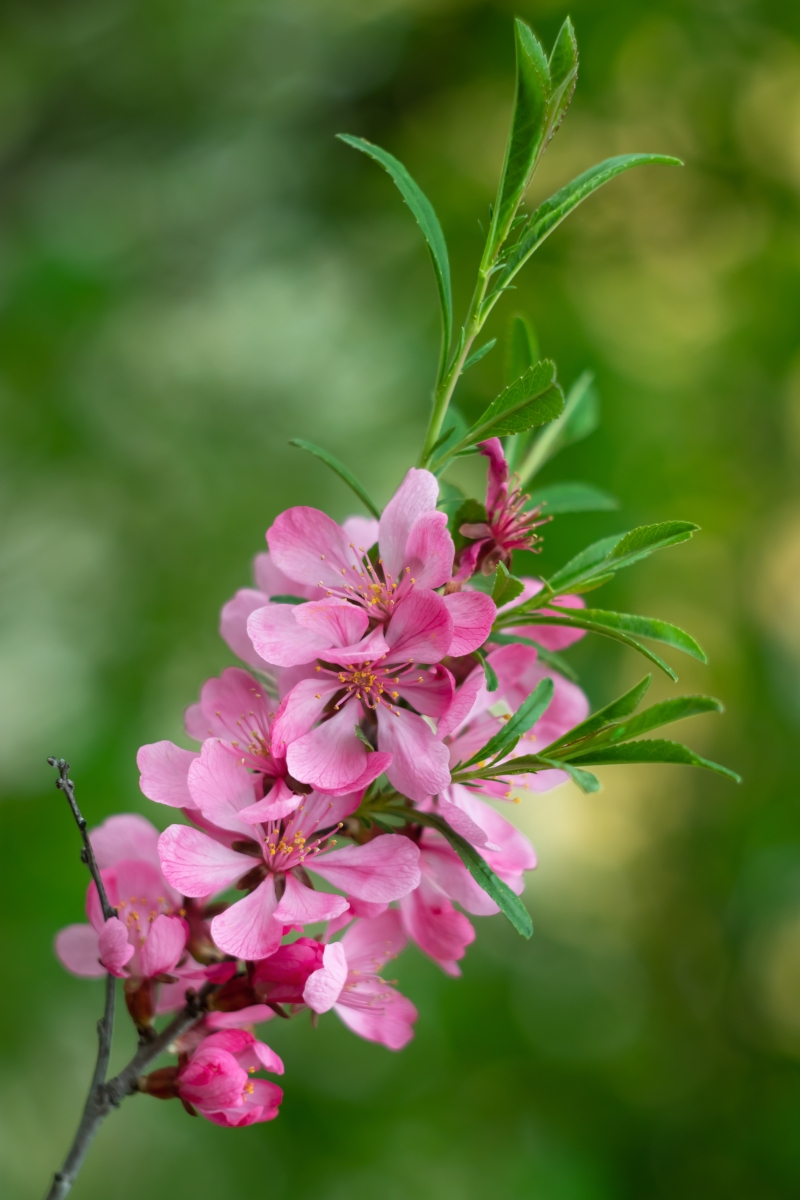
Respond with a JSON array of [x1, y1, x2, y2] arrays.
[[402, 511, 454, 589], [268, 506, 363, 589], [342, 516, 379, 551], [54, 924, 104, 978], [210, 877, 282, 960], [334, 981, 417, 1050], [437, 667, 487, 740], [158, 825, 254, 898], [219, 587, 273, 670], [98, 917, 135, 977], [140, 914, 187, 978], [294, 597, 369, 647], [238, 778, 302, 823], [285, 702, 368, 793], [303, 941, 348, 1013], [395, 664, 454, 719], [400, 878, 475, 968], [340, 908, 407, 973], [377, 706, 451, 802], [273, 871, 349, 926], [247, 603, 335, 667], [253, 551, 321, 601], [441, 591, 497, 656], [271, 678, 342, 749], [137, 741, 199, 809], [379, 468, 439, 579], [89, 813, 161, 870], [477, 438, 508, 512], [187, 740, 261, 836], [311, 834, 421, 901], [384, 589, 453, 664]]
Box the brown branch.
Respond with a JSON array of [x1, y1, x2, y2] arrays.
[[47, 758, 116, 920]]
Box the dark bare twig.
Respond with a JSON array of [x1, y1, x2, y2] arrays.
[[47, 757, 115, 920], [43, 756, 218, 1200]]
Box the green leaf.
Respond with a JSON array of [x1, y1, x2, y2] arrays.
[[538, 758, 601, 793], [547, 18, 579, 142], [337, 134, 453, 366], [289, 439, 381, 519], [517, 371, 599, 484], [430, 407, 469, 473], [462, 339, 497, 372], [548, 606, 706, 663], [453, 360, 564, 452], [566, 739, 741, 783], [449, 498, 487, 551], [461, 678, 554, 769], [436, 478, 466, 520], [498, 154, 682, 288], [474, 647, 499, 692], [505, 313, 540, 385], [563, 695, 722, 754], [411, 809, 533, 937], [492, 562, 526, 607], [546, 521, 699, 593], [488, 632, 579, 682], [354, 725, 375, 750], [503, 610, 679, 680], [489, 19, 551, 253], [526, 480, 619, 514], [545, 676, 652, 753], [269, 594, 308, 605]]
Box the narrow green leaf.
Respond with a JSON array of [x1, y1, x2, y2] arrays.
[[517, 371, 599, 484], [488, 632, 579, 682], [337, 134, 453, 363], [492, 562, 526, 607], [548, 606, 706, 663], [562, 696, 723, 755], [411, 809, 533, 937], [546, 521, 698, 593], [269, 594, 308, 605], [474, 647, 499, 692], [547, 18, 578, 142], [289, 439, 381, 519], [354, 725, 375, 750], [461, 678, 554, 769], [505, 314, 540, 385], [526, 481, 619, 514], [462, 339, 497, 372], [430, 406, 469, 473], [567, 739, 741, 783], [489, 19, 550, 253], [538, 758, 601, 793], [453, 360, 564, 452], [505, 611, 678, 680], [545, 676, 652, 753], [498, 154, 682, 287]]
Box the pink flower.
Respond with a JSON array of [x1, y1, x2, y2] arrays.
[[442, 644, 590, 795], [253, 937, 325, 1007], [175, 1029, 283, 1126], [247, 469, 495, 667], [399, 786, 536, 975], [157, 770, 421, 960], [55, 851, 187, 981], [302, 910, 417, 1049], [495, 576, 586, 652], [456, 439, 549, 578], [269, 589, 457, 801]]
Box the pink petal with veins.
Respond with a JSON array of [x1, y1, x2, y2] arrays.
[[285, 701, 367, 792], [220, 587, 273, 670], [55, 924, 105, 978], [98, 917, 135, 976], [187, 740, 261, 836], [273, 871, 349, 926], [210, 877, 283, 961], [402, 511, 454, 589], [137, 741, 199, 809], [140, 914, 187, 978], [247, 603, 335, 667], [379, 468, 439, 579], [158, 825, 254, 898], [303, 942, 348, 1013], [384, 589, 453, 663], [377, 706, 451, 802], [268, 507, 363, 590], [311, 834, 421, 901], [441, 591, 497, 656]]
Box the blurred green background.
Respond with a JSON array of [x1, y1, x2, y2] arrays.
[[2, 0, 800, 1196]]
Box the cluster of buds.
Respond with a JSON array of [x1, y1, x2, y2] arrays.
[[55, 440, 589, 1126]]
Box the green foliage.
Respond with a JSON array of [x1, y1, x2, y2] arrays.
[[450, 360, 564, 454], [462, 339, 497, 372], [526, 480, 620, 514], [544, 521, 699, 594], [565, 739, 741, 782], [449, 497, 487, 550], [492, 562, 526, 607], [269, 594, 308, 605], [473, 646, 499, 691], [505, 314, 540, 384], [498, 153, 682, 290], [488, 632, 580, 681], [550, 607, 707, 662], [411, 808, 533, 938], [337, 134, 453, 374], [289, 438, 381, 518], [499, 609, 681, 680], [517, 371, 600, 484], [459, 678, 554, 769]]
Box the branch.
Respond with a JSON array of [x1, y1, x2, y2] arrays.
[[47, 757, 116, 920]]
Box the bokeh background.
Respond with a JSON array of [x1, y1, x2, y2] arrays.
[[2, 0, 800, 1195]]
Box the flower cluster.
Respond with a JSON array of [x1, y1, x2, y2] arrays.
[[55, 444, 591, 1124]]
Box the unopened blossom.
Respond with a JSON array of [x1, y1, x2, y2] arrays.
[[456, 439, 550, 578], [266, 589, 457, 800], [400, 786, 536, 975], [143, 1029, 284, 1127], [220, 517, 379, 673], [247, 468, 495, 665], [303, 910, 417, 1049], [157, 766, 421, 960], [55, 815, 187, 982]]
